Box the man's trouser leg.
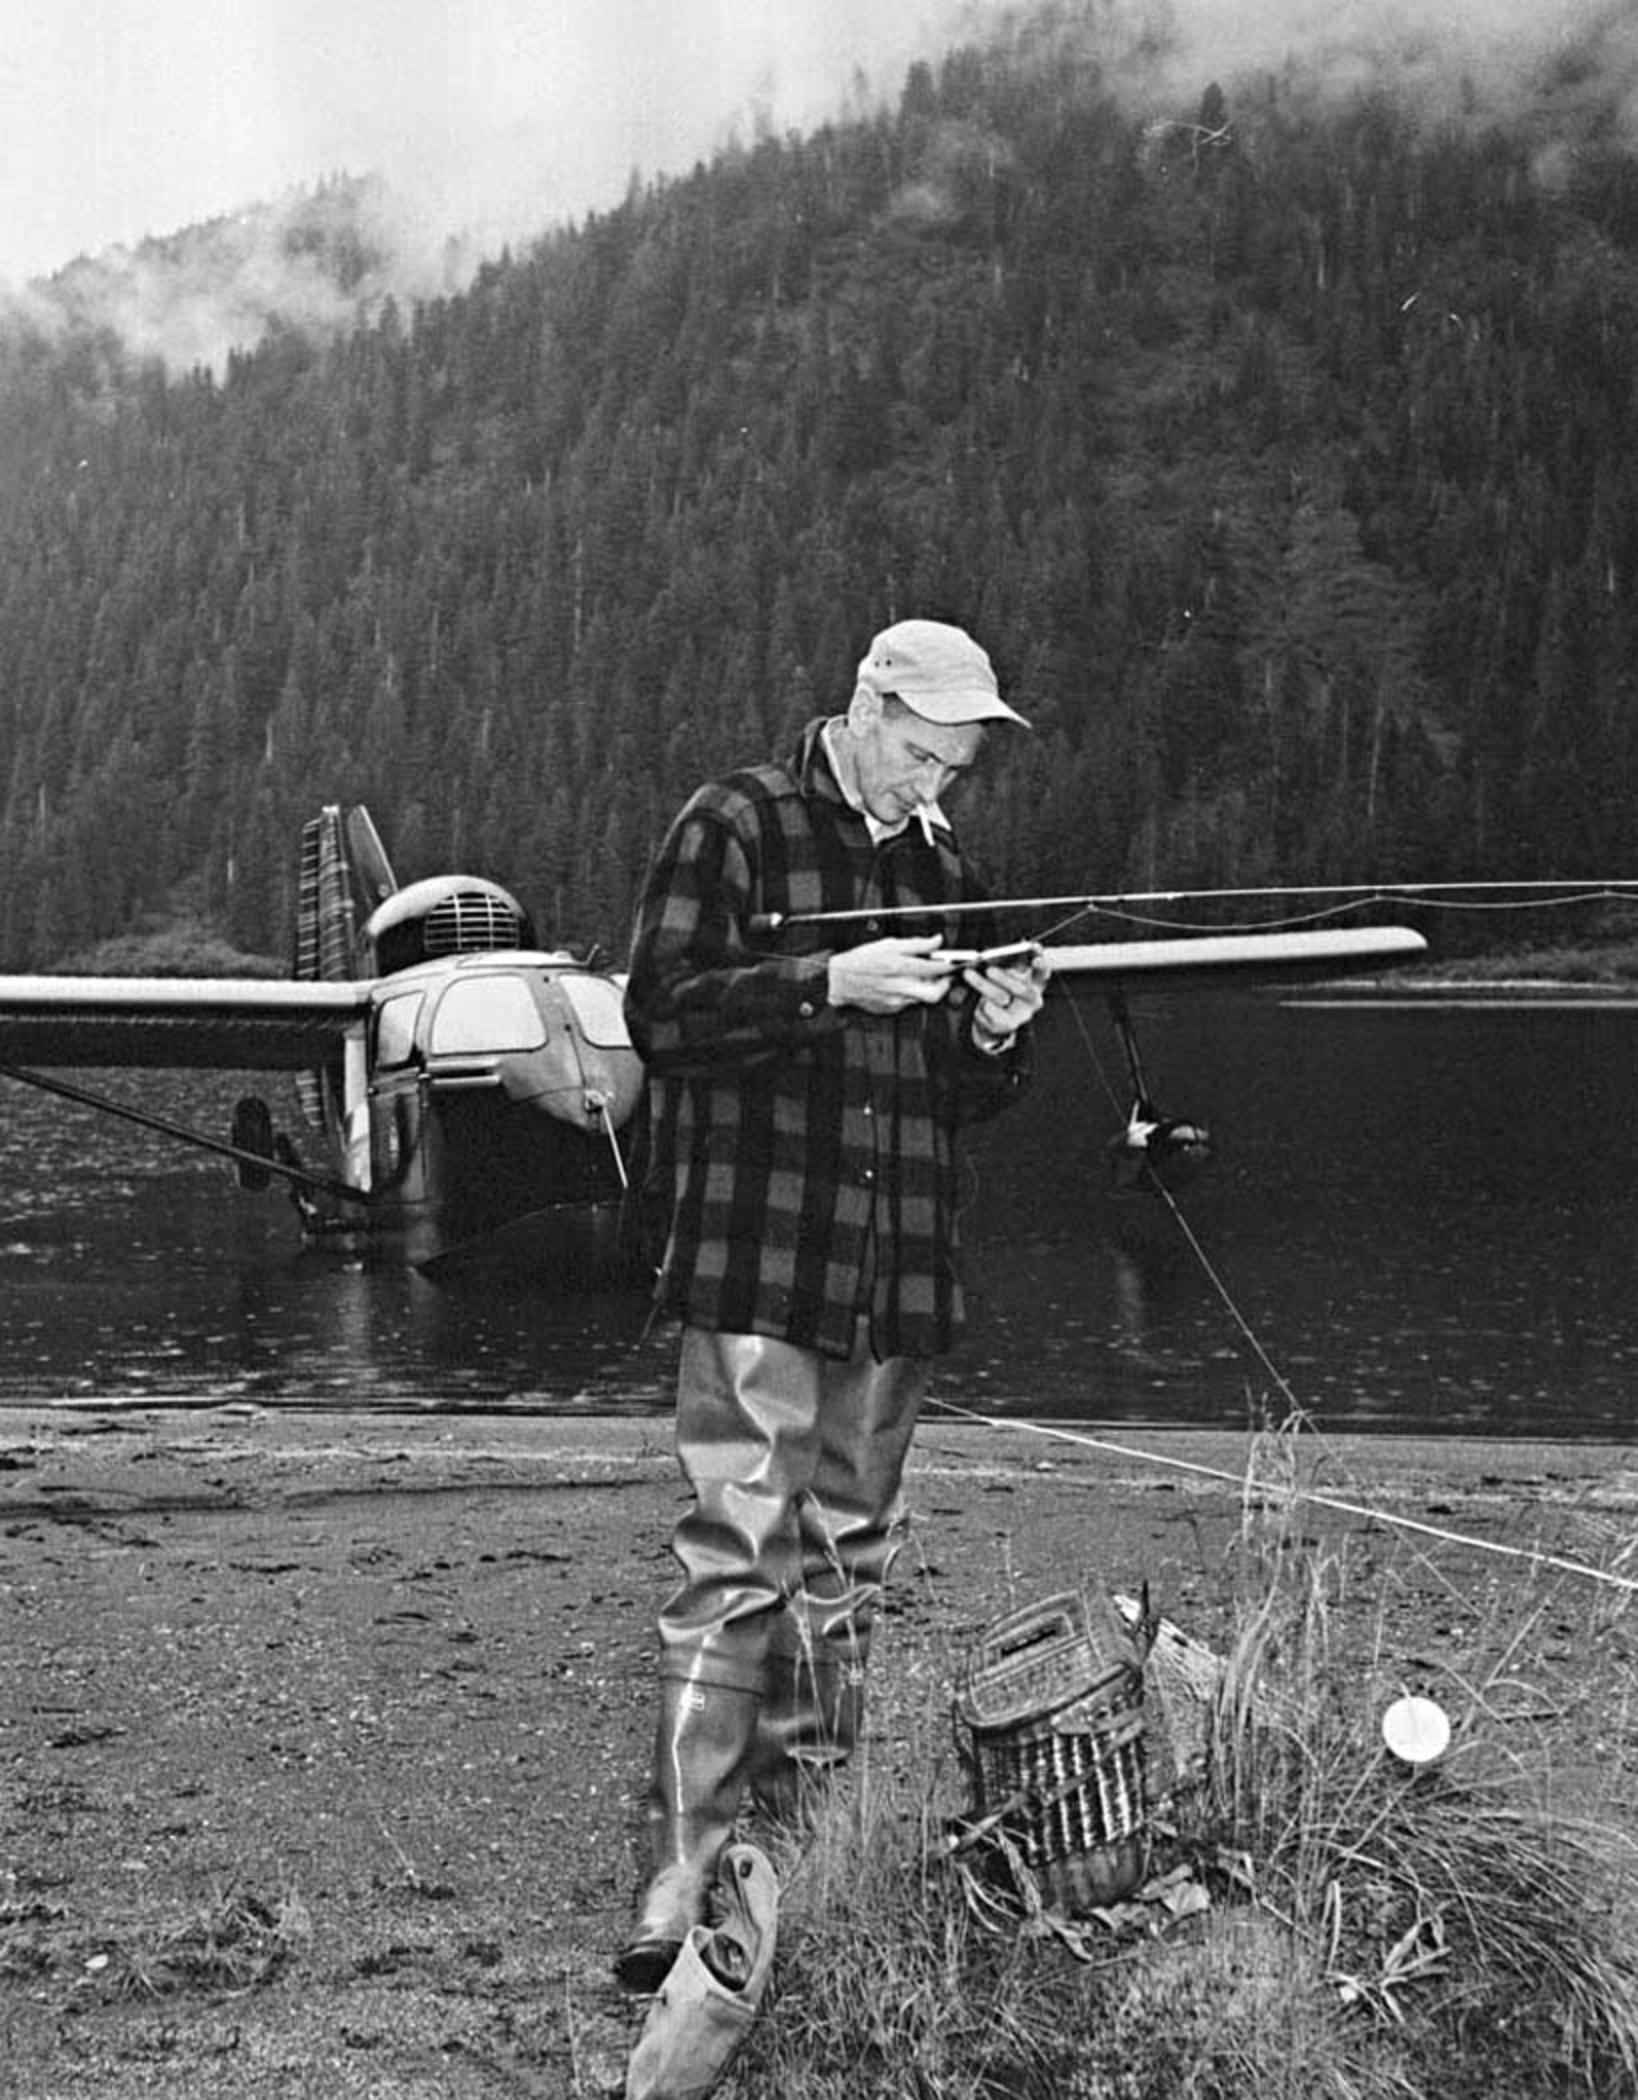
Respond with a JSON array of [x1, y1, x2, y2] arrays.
[[616, 1329, 817, 1991], [749, 1331, 927, 1819]]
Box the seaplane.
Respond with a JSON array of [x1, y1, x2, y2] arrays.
[[0, 805, 1436, 1280], [0, 806, 647, 1279]]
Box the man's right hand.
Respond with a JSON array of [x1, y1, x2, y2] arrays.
[[827, 936, 956, 1015]]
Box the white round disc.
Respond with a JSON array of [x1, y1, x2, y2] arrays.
[[1381, 1694, 1450, 1765]]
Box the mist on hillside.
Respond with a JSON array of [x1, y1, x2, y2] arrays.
[[4, 0, 1633, 375]]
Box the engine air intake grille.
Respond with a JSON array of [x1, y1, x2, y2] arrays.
[[423, 889, 529, 955]]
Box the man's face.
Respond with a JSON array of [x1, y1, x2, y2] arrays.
[[844, 692, 985, 827]]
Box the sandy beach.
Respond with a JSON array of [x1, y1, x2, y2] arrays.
[[3, 1402, 1634, 2097]]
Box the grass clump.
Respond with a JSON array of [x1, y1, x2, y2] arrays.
[[738, 1764, 1095, 2098], [84, 1880, 312, 2001], [1176, 1532, 1638, 2098], [725, 1450, 1638, 2099]]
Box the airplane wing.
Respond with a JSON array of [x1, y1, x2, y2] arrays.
[[0, 976, 374, 1069], [1044, 926, 1427, 984], [0, 929, 1425, 1067]]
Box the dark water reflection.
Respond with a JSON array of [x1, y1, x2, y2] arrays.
[[0, 995, 1633, 1437], [955, 992, 1638, 1439]]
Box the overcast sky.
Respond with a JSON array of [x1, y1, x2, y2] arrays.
[[2, 1, 1631, 296], [0, 1, 963, 289]]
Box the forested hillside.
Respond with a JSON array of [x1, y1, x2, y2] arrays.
[[1, 5, 1635, 967]]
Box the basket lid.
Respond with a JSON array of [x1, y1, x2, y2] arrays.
[[955, 1588, 1140, 1732]]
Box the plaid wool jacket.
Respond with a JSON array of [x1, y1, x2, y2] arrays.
[[624, 718, 1031, 1361]]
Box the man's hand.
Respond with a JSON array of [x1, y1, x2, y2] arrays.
[[964, 948, 1048, 1049], [827, 936, 958, 1015]]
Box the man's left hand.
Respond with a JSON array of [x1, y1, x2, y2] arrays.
[[963, 949, 1048, 1049]]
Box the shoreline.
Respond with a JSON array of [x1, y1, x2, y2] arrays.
[[3, 1406, 1634, 2098], [1287, 977, 1638, 1004]]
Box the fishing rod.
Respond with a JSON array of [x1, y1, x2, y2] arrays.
[[747, 878, 1638, 933]]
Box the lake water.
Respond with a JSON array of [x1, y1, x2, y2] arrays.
[[0, 992, 1633, 1439]]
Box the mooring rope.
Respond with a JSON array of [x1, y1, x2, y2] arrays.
[[970, 991, 1638, 1599]]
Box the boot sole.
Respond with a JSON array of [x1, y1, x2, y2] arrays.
[[613, 1937, 684, 1994]]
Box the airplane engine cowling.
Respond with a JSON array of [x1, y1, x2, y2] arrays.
[[363, 876, 536, 976]]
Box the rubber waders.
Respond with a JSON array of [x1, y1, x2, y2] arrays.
[[614, 1676, 760, 1994], [747, 1642, 865, 1820]]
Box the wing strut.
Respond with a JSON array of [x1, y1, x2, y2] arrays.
[[0, 1064, 361, 1204]]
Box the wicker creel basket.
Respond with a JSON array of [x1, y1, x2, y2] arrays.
[[953, 1589, 1149, 1913]]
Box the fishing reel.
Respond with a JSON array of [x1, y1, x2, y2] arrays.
[[1104, 990, 1212, 1196], [1107, 1100, 1212, 1195]]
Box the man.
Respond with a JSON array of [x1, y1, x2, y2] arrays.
[[616, 618, 1045, 1992]]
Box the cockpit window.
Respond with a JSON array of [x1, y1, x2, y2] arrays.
[[375, 992, 424, 1068], [430, 976, 547, 1055], [559, 972, 633, 1048]]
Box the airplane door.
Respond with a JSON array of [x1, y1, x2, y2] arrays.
[[369, 989, 427, 1192]]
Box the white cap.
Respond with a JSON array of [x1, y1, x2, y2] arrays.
[[856, 619, 1029, 727]]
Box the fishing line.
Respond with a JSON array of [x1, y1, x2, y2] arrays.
[[1059, 985, 1124, 1117], [1028, 900, 1106, 946], [953, 982, 1629, 1587], [752, 877, 1638, 935], [1084, 895, 1423, 938], [1059, 987, 1304, 1408], [1148, 1181, 1303, 1413], [1084, 887, 1638, 940], [968, 987, 1638, 1596], [922, 1397, 1638, 1596]]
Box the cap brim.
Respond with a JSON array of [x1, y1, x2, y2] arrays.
[[895, 692, 1030, 728]]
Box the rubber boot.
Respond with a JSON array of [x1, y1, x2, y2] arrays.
[[748, 1639, 865, 1821], [614, 1674, 761, 1995]]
